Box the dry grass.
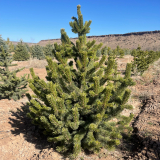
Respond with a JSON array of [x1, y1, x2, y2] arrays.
[[129, 57, 160, 102], [141, 71, 154, 84], [26, 58, 48, 68]]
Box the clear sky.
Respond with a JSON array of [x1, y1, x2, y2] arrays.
[[0, 0, 160, 43]]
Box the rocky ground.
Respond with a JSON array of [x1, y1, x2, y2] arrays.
[[0, 55, 160, 160]]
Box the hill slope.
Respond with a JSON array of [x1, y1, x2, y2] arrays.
[[11, 30, 160, 51]]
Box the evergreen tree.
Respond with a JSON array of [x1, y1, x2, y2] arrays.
[[13, 40, 30, 61], [131, 45, 160, 76], [6, 37, 10, 45], [26, 5, 136, 159], [5, 37, 15, 52], [30, 44, 45, 60], [96, 49, 101, 57], [113, 46, 124, 58], [9, 42, 15, 52], [0, 35, 8, 52], [43, 43, 54, 58], [24, 43, 30, 53], [124, 48, 132, 55], [0, 46, 29, 101], [101, 46, 108, 55]]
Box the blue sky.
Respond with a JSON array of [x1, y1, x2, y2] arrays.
[[0, 0, 160, 43]]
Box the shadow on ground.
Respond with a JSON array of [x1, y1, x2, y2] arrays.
[[8, 95, 160, 160], [8, 102, 99, 159]]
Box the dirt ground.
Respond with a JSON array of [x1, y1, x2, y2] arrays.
[[0, 55, 160, 160]]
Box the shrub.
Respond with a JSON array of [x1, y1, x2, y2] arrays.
[[0, 46, 29, 100], [30, 44, 45, 60], [26, 5, 136, 159], [13, 40, 30, 61]]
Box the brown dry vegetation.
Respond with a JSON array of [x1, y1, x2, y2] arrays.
[[0, 55, 160, 160], [11, 30, 160, 52], [37, 31, 160, 51]]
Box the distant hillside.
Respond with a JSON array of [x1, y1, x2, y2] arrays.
[[11, 30, 160, 51], [11, 41, 36, 47]]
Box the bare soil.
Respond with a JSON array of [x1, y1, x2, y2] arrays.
[[0, 55, 160, 160]]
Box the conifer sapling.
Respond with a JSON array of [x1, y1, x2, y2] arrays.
[[26, 4, 136, 159], [0, 46, 29, 101]]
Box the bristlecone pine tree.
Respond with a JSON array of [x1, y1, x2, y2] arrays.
[[26, 4, 136, 159], [0, 46, 29, 101]]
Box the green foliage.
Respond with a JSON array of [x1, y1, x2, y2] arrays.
[[13, 40, 30, 61], [123, 48, 132, 55], [0, 35, 8, 52], [113, 46, 125, 58], [30, 44, 45, 60], [9, 42, 15, 52], [96, 49, 101, 57], [43, 43, 54, 58], [26, 5, 136, 159], [101, 46, 108, 55], [0, 46, 29, 101], [24, 43, 31, 52], [131, 45, 160, 76], [5, 37, 15, 52]]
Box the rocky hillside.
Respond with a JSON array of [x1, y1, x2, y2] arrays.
[[11, 30, 160, 51]]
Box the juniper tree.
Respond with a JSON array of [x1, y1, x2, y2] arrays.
[[26, 4, 136, 159], [0, 46, 29, 101], [13, 40, 30, 61]]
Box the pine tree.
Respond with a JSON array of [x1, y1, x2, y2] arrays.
[[24, 43, 31, 53], [30, 44, 45, 60], [9, 42, 15, 52], [113, 46, 124, 58], [6, 37, 10, 45], [5, 37, 15, 52], [124, 48, 131, 55], [0, 46, 29, 101], [13, 40, 30, 61], [43, 43, 54, 59], [0, 35, 8, 52], [96, 49, 101, 57], [131, 45, 160, 76], [26, 5, 136, 159]]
